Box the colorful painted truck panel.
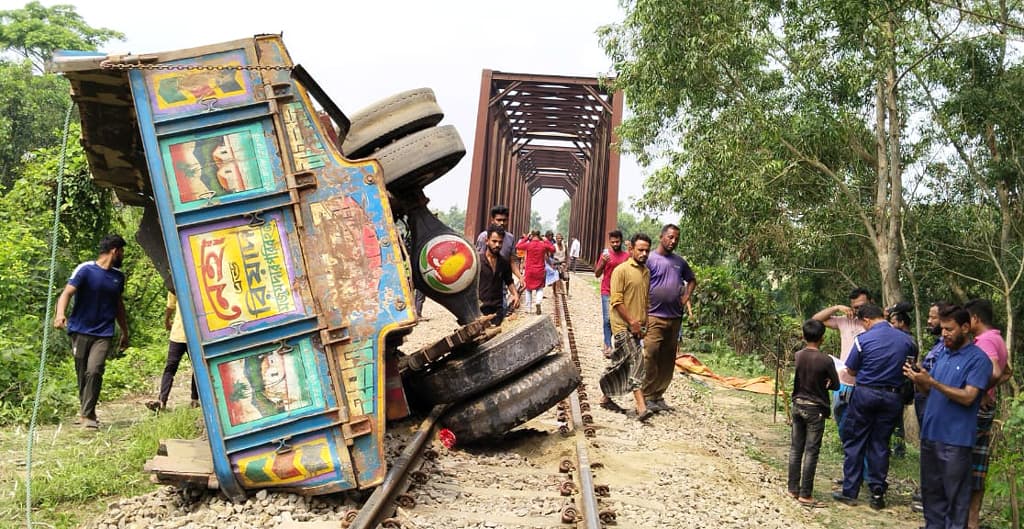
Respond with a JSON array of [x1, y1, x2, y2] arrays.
[[51, 35, 416, 500]]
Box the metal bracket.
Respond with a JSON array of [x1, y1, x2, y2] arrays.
[[320, 325, 351, 346], [286, 170, 317, 192], [264, 82, 294, 101], [341, 415, 373, 446], [402, 315, 496, 371]]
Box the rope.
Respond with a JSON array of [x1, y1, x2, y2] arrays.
[[25, 100, 75, 529]]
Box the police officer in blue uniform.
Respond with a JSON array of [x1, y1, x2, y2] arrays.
[[832, 303, 917, 509]]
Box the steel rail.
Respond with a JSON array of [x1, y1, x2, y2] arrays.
[[348, 404, 447, 529], [553, 291, 602, 529]]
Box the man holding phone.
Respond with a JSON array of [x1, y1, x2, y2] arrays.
[[905, 305, 992, 529]]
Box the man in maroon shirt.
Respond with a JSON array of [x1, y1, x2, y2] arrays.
[[594, 230, 629, 357]]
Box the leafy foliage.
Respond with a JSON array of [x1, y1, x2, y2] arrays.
[[0, 1, 123, 72], [431, 204, 465, 234], [0, 60, 70, 188], [986, 394, 1024, 527], [682, 264, 802, 367], [556, 200, 570, 236], [615, 202, 662, 242]]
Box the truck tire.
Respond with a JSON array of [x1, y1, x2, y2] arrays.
[[404, 315, 559, 405], [374, 125, 465, 191], [442, 352, 581, 444], [342, 88, 443, 159]]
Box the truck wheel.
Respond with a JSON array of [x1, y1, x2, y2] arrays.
[[442, 352, 581, 444], [403, 315, 560, 405], [342, 88, 443, 159], [374, 125, 465, 191]]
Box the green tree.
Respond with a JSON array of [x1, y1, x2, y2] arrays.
[[616, 202, 661, 241], [432, 204, 465, 234], [556, 200, 570, 236], [0, 60, 70, 188], [600, 0, 961, 306], [529, 209, 552, 233], [0, 2, 122, 188], [0, 1, 122, 72]]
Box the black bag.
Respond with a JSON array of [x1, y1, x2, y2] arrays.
[[899, 379, 915, 405]]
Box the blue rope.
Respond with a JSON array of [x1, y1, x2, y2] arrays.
[[25, 101, 75, 529]]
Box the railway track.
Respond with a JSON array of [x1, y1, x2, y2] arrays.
[[338, 289, 609, 529]]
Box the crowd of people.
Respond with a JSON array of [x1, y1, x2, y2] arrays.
[[471, 206, 701, 423], [788, 289, 1012, 529]]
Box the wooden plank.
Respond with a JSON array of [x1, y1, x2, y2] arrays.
[[145, 455, 215, 475], [161, 438, 214, 463]]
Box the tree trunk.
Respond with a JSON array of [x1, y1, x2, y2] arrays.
[[872, 25, 905, 307]]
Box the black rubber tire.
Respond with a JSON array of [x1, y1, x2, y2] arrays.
[[342, 88, 444, 159], [442, 352, 581, 444], [373, 125, 465, 191], [404, 315, 559, 405]]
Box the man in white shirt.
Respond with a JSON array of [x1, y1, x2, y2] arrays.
[[569, 237, 581, 273], [812, 287, 872, 436]]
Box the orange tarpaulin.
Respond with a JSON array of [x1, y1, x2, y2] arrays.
[[675, 354, 780, 395]]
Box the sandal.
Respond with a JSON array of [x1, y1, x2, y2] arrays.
[[600, 400, 627, 414], [798, 498, 826, 508]]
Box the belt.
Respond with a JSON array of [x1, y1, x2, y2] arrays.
[[859, 384, 900, 393]]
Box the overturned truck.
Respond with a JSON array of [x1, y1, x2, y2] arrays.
[[50, 34, 579, 501]]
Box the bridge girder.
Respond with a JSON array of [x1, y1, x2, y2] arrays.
[[465, 70, 623, 265]]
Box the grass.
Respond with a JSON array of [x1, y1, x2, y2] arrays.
[[0, 406, 202, 529]]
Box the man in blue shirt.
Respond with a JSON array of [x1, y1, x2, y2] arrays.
[[904, 305, 992, 529], [53, 235, 130, 430], [833, 303, 917, 509]]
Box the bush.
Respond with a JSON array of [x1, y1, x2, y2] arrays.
[[683, 264, 802, 369], [101, 343, 168, 399], [987, 392, 1024, 527]]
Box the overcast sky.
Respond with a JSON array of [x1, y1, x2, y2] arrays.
[[9, 0, 652, 226]]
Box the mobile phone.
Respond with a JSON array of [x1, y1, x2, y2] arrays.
[[905, 355, 920, 372]]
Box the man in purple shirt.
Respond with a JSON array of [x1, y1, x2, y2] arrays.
[[642, 224, 697, 413]]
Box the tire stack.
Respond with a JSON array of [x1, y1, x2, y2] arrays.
[[404, 316, 581, 444], [340, 88, 466, 192]]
